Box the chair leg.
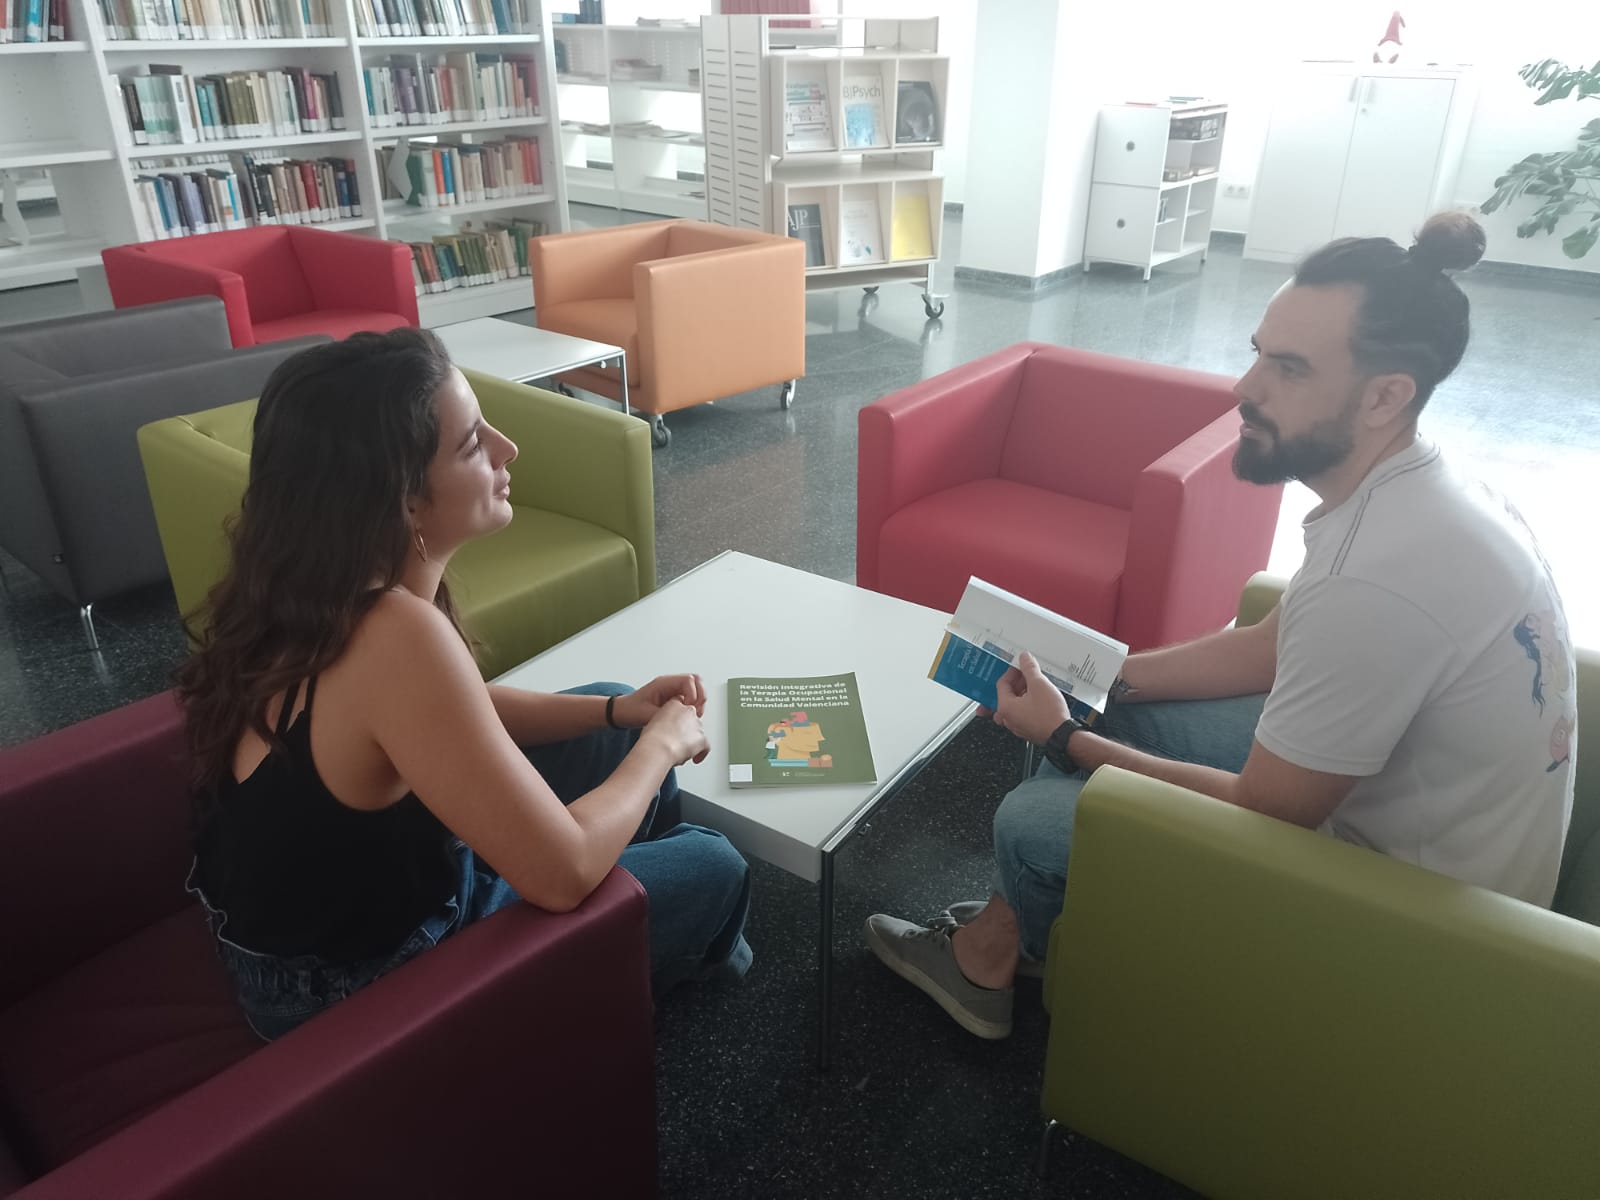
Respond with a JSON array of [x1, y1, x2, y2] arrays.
[[79, 603, 100, 651], [1036, 1117, 1060, 1177]]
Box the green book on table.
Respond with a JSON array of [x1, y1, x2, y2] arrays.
[[727, 673, 877, 788]]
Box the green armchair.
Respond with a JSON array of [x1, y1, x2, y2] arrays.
[[137, 368, 655, 679], [1040, 573, 1600, 1199]]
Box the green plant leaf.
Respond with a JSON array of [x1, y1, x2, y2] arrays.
[[1562, 220, 1599, 258]]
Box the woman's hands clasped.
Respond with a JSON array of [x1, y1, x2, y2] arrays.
[[615, 674, 710, 765]]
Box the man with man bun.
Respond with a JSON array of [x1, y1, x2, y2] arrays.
[[866, 212, 1578, 1041]]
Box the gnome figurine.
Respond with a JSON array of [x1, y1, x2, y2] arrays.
[[1374, 10, 1405, 63]]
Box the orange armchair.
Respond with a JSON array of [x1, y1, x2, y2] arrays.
[[858, 342, 1284, 652], [529, 220, 805, 446]]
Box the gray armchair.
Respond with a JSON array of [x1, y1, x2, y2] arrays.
[[0, 297, 325, 646]]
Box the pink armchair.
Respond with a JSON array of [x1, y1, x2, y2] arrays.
[[0, 694, 657, 1199], [102, 227, 419, 349], [857, 342, 1282, 652]]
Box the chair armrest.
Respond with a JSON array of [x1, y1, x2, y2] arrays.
[[24, 871, 658, 1200], [102, 249, 254, 348], [1117, 410, 1284, 651], [137, 404, 254, 622], [287, 228, 419, 325], [465, 369, 655, 595], [1043, 765, 1600, 1199], [529, 221, 674, 308], [1237, 571, 1289, 628], [23, 339, 324, 606], [0, 694, 191, 1010], [634, 238, 806, 411], [0, 297, 231, 376], [855, 344, 1033, 591]]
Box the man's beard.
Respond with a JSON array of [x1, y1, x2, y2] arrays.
[[1232, 397, 1358, 485]]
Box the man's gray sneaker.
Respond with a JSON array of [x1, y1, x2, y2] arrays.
[[928, 900, 1047, 980], [863, 914, 1013, 1039]]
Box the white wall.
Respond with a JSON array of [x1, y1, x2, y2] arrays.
[[1094, 0, 1600, 271]]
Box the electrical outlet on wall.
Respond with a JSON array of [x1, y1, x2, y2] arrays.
[[1223, 183, 1252, 200]]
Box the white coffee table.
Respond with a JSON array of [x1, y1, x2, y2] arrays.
[[434, 317, 630, 415], [497, 551, 973, 1068]]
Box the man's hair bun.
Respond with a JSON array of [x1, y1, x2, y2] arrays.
[[1409, 211, 1486, 273]]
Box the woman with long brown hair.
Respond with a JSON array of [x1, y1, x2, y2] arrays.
[[178, 327, 750, 1039]]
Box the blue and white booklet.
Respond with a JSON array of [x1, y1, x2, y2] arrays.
[[927, 577, 1129, 716]]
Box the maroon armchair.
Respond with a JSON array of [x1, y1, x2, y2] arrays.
[[102, 227, 419, 349], [0, 694, 657, 1199], [857, 342, 1283, 652]]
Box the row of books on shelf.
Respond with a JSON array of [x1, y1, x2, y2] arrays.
[[363, 53, 539, 128], [135, 152, 362, 238], [356, 0, 534, 39], [407, 218, 543, 294], [785, 191, 933, 270], [378, 135, 541, 208], [95, 0, 332, 40], [1, 0, 65, 40], [118, 66, 346, 146], [785, 76, 940, 153]]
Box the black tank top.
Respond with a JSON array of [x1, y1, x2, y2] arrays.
[[193, 676, 457, 963]]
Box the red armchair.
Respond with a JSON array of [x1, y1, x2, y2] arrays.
[[102, 227, 419, 348], [857, 342, 1283, 652], [0, 694, 658, 1199]]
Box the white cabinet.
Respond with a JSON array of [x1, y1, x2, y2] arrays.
[[1244, 65, 1474, 264], [1083, 100, 1225, 281]]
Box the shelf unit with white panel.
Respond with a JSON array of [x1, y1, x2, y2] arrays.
[[702, 12, 946, 318], [0, 31, 125, 288], [0, 0, 572, 324], [552, 19, 706, 218], [1083, 100, 1226, 281]]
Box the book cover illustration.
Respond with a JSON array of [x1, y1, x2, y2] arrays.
[[841, 72, 887, 149], [786, 202, 828, 268], [890, 190, 932, 260], [895, 80, 939, 144], [783, 74, 833, 151], [840, 195, 883, 265], [927, 577, 1128, 716], [727, 673, 877, 788]]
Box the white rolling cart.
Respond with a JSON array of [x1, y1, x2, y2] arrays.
[[701, 12, 947, 320]]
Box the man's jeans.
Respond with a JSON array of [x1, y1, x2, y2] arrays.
[[993, 694, 1266, 962], [195, 682, 752, 1041]]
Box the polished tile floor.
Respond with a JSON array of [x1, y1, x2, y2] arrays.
[[1, 215, 1595, 1197]]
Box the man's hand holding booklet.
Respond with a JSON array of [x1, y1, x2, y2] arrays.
[[927, 578, 1129, 723]]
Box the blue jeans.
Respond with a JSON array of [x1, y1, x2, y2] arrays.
[[992, 694, 1265, 962], [195, 682, 752, 1041]]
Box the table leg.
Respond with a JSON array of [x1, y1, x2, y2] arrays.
[[817, 849, 835, 1072], [618, 354, 630, 418]]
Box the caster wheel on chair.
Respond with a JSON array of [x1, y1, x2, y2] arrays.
[[779, 381, 796, 410], [650, 417, 671, 448], [555, 382, 577, 398], [923, 298, 945, 319]]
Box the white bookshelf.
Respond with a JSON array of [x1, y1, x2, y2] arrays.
[[1083, 100, 1226, 282], [701, 13, 946, 319], [551, 18, 705, 219], [0, 0, 572, 324]]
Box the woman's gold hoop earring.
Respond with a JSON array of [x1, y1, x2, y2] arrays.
[[412, 527, 428, 562]]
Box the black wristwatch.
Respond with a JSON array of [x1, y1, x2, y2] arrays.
[[1042, 716, 1088, 774]]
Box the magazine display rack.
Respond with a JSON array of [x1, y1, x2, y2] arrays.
[[0, 0, 571, 326], [553, 17, 707, 219], [1083, 100, 1226, 281], [701, 13, 946, 319]]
